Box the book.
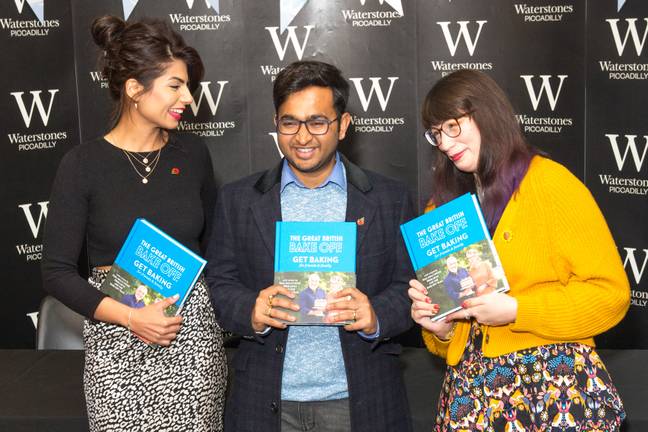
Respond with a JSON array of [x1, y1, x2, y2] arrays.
[[274, 221, 357, 325], [100, 218, 206, 316], [400, 193, 509, 321]]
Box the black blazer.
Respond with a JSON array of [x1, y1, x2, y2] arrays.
[[205, 156, 415, 432]]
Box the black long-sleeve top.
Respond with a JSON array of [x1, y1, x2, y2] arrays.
[[41, 132, 216, 318]]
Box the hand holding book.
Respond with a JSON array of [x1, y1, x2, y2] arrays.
[[444, 291, 518, 326], [127, 294, 183, 345], [250, 284, 298, 333], [93, 293, 183, 346], [324, 287, 378, 334], [408, 279, 456, 339]]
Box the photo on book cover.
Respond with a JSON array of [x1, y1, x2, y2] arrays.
[[275, 271, 356, 325], [102, 264, 171, 311], [415, 238, 507, 317]]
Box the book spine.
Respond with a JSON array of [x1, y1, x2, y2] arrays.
[[471, 194, 493, 241], [399, 224, 419, 271], [274, 221, 281, 273], [182, 260, 207, 306]]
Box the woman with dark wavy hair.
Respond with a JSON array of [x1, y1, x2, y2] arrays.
[[409, 69, 629, 431], [42, 16, 225, 431]]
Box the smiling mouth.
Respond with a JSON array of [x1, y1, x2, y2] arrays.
[[449, 150, 465, 162], [294, 147, 316, 157], [168, 108, 183, 120]]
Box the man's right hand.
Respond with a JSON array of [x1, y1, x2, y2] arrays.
[[251, 285, 299, 332]]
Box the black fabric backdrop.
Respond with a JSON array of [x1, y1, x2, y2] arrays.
[[1, 0, 646, 349]]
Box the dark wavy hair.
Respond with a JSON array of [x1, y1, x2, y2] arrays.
[[91, 15, 204, 127], [273, 61, 349, 116], [422, 69, 539, 233]]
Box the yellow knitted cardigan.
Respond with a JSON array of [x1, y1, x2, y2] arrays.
[[422, 156, 630, 366]]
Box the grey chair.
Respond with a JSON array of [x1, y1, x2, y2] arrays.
[[36, 296, 85, 350]]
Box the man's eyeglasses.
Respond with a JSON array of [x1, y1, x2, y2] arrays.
[[424, 114, 472, 147], [277, 117, 340, 136]]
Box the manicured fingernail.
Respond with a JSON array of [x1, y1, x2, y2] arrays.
[[461, 301, 468, 308]]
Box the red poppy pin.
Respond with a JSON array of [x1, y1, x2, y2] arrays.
[[357, 217, 365, 226], [171, 167, 180, 175]]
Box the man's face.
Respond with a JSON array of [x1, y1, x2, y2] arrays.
[[275, 86, 351, 187], [446, 256, 458, 273], [135, 285, 147, 301], [308, 274, 320, 290]]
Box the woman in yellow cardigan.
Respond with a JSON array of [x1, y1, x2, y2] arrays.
[[409, 69, 630, 431]]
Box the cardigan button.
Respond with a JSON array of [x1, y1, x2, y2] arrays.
[[485, 334, 490, 344], [270, 402, 278, 413], [275, 344, 284, 354]]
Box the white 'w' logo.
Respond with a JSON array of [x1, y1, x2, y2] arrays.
[[520, 75, 567, 111], [349, 77, 399, 112], [606, 18, 648, 56], [437, 21, 487, 56], [605, 134, 648, 172], [189, 81, 228, 116], [623, 247, 648, 285], [10, 89, 59, 128], [18, 201, 49, 239], [265, 26, 314, 61]]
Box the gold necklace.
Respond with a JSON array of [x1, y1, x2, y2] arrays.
[[122, 147, 162, 184]]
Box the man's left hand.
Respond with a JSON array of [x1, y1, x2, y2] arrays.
[[325, 287, 377, 334]]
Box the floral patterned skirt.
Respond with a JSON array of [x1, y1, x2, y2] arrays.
[[435, 321, 625, 431]]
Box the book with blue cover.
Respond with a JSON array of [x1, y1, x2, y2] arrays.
[[274, 221, 356, 325], [400, 193, 509, 321], [100, 218, 206, 316]]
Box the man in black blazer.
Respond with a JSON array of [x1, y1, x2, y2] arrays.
[[205, 61, 415, 432]]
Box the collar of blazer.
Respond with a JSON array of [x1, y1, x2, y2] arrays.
[[254, 153, 372, 194]]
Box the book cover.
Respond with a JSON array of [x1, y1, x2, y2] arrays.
[[400, 193, 509, 321], [100, 218, 206, 316], [274, 221, 357, 325]]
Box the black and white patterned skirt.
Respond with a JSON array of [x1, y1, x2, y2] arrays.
[[84, 269, 227, 431]]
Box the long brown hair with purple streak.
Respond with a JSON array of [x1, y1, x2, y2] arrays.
[[422, 69, 540, 234]]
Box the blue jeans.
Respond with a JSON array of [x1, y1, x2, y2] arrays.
[[281, 398, 351, 432]]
